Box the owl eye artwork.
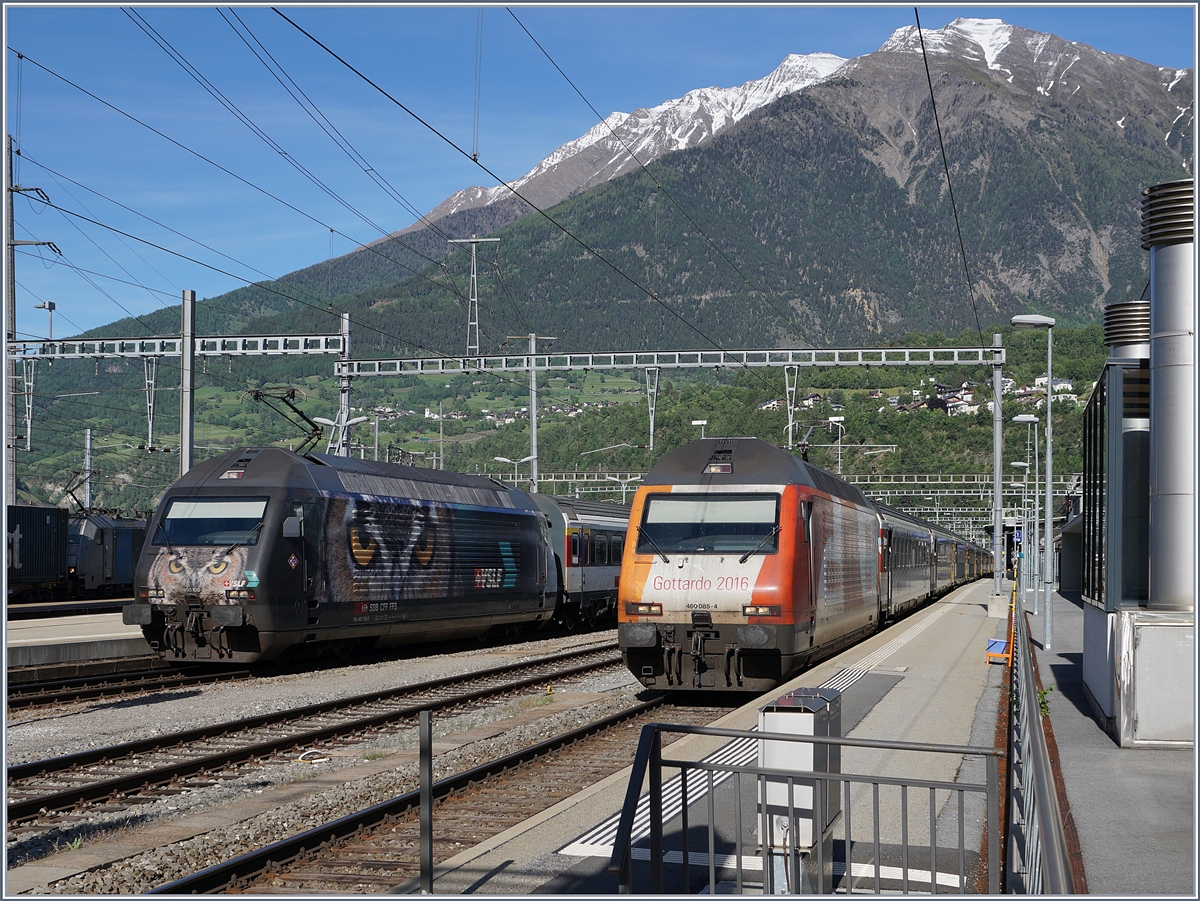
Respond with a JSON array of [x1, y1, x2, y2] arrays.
[[148, 546, 248, 605], [325, 498, 456, 603]]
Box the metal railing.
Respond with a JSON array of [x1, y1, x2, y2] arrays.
[[1007, 597, 1077, 893], [608, 723, 1003, 894]]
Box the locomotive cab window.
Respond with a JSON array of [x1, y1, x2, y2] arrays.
[[637, 494, 780, 555], [154, 497, 269, 547]]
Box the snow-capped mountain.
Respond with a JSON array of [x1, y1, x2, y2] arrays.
[[409, 51, 848, 228], [878, 16, 1191, 97]]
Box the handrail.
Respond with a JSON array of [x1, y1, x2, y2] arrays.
[[607, 721, 1004, 892], [1013, 596, 1077, 893]]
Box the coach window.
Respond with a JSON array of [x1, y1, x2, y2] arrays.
[[582, 530, 591, 567], [611, 534, 623, 562], [595, 534, 608, 566], [569, 531, 580, 566]]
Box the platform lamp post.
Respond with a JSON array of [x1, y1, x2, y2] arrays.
[[828, 416, 846, 474], [1009, 481, 1026, 592], [1012, 314, 1055, 649], [313, 414, 369, 456], [1011, 461, 1029, 603], [33, 301, 54, 341], [1014, 413, 1041, 614], [495, 454, 535, 486], [605, 474, 642, 504]]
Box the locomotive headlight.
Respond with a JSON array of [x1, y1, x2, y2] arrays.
[[625, 602, 662, 617], [225, 589, 256, 601], [742, 605, 781, 617], [142, 587, 165, 599]]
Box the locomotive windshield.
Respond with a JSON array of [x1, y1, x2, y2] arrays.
[[153, 497, 269, 547], [637, 493, 780, 555]]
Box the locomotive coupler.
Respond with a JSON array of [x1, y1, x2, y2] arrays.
[[184, 610, 207, 647], [690, 631, 708, 687], [723, 644, 743, 687]]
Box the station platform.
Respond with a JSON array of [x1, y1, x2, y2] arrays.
[[7, 582, 1191, 895], [403, 579, 1011, 894], [5, 610, 153, 673], [1021, 587, 1195, 896]]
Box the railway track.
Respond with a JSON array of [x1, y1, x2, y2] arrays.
[[150, 697, 735, 894], [6, 666, 253, 710], [7, 642, 621, 830]]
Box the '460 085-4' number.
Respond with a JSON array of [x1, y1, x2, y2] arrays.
[[717, 576, 750, 591]]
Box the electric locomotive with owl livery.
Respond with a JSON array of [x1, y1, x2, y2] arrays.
[[123, 447, 557, 663], [618, 438, 988, 692]]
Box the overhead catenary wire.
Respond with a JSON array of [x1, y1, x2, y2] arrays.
[[271, 8, 781, 396], [219, 9, 464, 253], [123, 11, 467, 290], [473, 8, 483, 162], [913, 8, 985, 351], [9, 43, 772, 420], [6, 50, 469, 307], [16, 184, 644, 415], [505, 7, 805, 344]]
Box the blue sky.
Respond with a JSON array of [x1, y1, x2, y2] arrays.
[[3, 4, 1195, 340]]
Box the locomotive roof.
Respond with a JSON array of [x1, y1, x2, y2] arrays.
[[163, 447, 533, 511], [643, 438, 870, 507]]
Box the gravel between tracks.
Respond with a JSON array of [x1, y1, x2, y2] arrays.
[[5, 629, 643, 892]]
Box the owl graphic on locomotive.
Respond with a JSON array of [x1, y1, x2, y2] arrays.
[[124, 448, 557, 663], [618, 438, 988, 692]]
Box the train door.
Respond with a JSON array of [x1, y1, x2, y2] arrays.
[[880, 527, 893, 618], [567, 527, 580, 598], [114, 528, 133, 593], [800, 500, 817, 649], [98, 528, 112, 582], [283, 498, 324, 623], [301, 500, 323, 621], [580, 528, 591, 597]]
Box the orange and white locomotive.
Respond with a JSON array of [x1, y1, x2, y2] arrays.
[[618, 438, 987, 692]]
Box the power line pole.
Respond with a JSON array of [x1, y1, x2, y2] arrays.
[[5, 135, 14, 505], [449, 236, 499, 356], [6, 134, 56, 504], [83, 427, 92, 509], [509, 332, 555, 493], [180, 290, 195, 475]]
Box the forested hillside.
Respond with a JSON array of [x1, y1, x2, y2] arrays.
[[16, 325, 1105, 514]]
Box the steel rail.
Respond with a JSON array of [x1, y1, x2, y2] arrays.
[[147, 695, 670, 894], [7, 644, 618, 822], [7, 668, 252, 709]]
